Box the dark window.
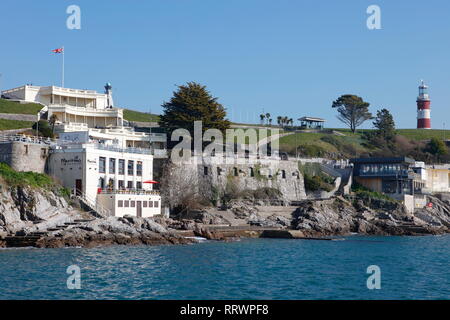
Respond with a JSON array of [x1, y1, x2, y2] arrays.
[[118, 159, 125, 175], [249, 167, 254, 177], [127, 181, 133, 189], [98, 177, 105, 189], [124, 201, 129, 207], [281, 170, 286, 179], [154, 201, 159, 208], [128, 160, 134, 175], [143, 201, 147, 207], [233, 167, 238, 176], [118, 180, 124, 189], [136, 181, 142, 190], [136, 161, 142, 176], [109, 158, 116, 174], [204, 166, 208, 175], [99, 157, 106, 173], [149, 201, 153, 208], [118, 200, 123, 207], [131, 201, 135, 207]]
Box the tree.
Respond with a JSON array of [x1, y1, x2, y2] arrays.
[[32, 120, 54, 138], [426, 137, 448, 160], [277, 116, 282, 127], [265, 113, 271, 125], [159, 82, 230, 135], [260, 114, 265, 125], [49, 114, 58, 135], [373, 108, 396, 142], [332, 95, 372, 133]]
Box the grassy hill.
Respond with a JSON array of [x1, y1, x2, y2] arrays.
[[123, 109, 160, 123], [277, 128, 450, 159], [0, 99, 43, 115], [0, 119, 34, 131]]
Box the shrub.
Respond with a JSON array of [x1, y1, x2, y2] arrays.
[[0, 163, 54, 188]]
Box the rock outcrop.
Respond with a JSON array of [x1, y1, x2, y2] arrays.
[[34, 216, 196, 248]]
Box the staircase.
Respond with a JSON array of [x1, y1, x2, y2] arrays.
[[75, 192, 111, 217]]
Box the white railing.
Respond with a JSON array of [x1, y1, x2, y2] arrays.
[[75, 191, 111, 217], [98, 189, 160, 196], [0, 134, 57, 146]]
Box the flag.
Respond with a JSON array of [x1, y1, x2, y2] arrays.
[[52, 48, 64, 54]]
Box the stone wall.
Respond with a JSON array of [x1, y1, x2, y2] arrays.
[[171, 157, 306, 202], [0, 142, 49, 173]]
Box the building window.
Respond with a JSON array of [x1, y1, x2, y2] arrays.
[[118, 180, 124, 189], [124, 201, 129, 207], [204, 166, 209, 175], [109, 158, 116, 174], [136, 161, 143, 176], [136, 181, 142, 190], [149, 201, 154, 208], [131, 201, 135, 207], [233, 167, 238, 176], [99, 157, 106, 173], [143, 201, 147, 207], [128, 160, 134, 175], [118, 159, 125, 175], [281, 170, 286, 179], [98, 177, 105, 189], [127, 181, 133, 189], [249, 167, 254, 177], [154, 201, 159, 208], [118, 200, 123, 207]]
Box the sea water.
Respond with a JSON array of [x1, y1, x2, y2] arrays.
[[0, 235, 448, 300]]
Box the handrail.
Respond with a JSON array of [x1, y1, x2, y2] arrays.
[[75, 191, 111, 217], [0, 134, 57, 146]]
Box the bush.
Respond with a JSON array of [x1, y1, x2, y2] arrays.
[[32, 120, 54, 138], [0, 163, 54, 188]]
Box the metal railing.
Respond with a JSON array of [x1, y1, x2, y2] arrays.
[[75, 191, 111, 217], [0, 134, 57, 146], [98, 189, 160, 195]]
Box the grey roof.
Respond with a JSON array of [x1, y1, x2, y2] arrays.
[[350, 157, 416, 164], [299, 117, 325, 122]]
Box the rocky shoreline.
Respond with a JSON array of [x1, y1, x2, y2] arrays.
[[1, 184, 450, 249]]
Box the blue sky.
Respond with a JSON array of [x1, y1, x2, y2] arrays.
[[1, 0, 450, 129]]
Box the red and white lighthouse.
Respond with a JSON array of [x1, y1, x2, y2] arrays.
[[417, 80, 431, 129]]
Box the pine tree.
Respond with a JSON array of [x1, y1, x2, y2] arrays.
[[159, 82, 230, 135]]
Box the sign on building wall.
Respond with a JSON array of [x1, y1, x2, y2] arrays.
[[59, 132, 89, 143]]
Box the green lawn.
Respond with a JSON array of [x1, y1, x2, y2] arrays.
[[395, 129, 450, 141], [123, 109, 160, 122], [0, 119, 34, 131], [0, 99, 43, 114]]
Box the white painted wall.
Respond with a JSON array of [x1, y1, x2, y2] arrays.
[[97, 194, 161, 217]]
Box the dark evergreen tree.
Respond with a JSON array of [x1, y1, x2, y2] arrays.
[[159, 82, 230, 135]]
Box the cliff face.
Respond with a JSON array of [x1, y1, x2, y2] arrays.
[[0, 184, 81, 236]]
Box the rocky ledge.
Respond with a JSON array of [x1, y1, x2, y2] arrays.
[[171, 194, 450, 239]]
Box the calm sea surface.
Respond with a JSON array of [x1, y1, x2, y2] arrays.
[[0, 235, 449, 300]]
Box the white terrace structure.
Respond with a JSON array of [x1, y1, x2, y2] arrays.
[[1, 83, 167, 157], [2, 84, 123, 127]]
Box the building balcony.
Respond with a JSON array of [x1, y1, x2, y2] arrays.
[[98, 188, 160, 196]]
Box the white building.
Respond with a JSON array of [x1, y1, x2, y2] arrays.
[[48, 135, 161, 218], [1, 83, 167, 157]]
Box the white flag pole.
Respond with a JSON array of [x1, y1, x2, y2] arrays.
[[62, 46, 65, 87]]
